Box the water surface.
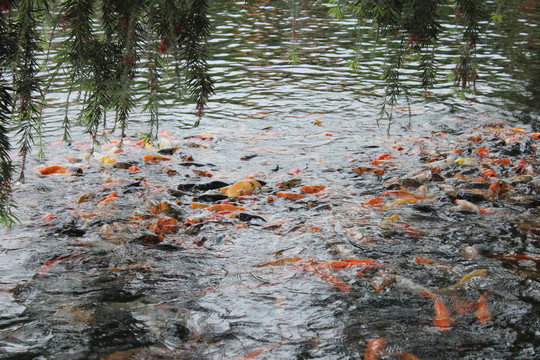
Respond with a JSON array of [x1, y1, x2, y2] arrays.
[[1, 1, 539, 359]]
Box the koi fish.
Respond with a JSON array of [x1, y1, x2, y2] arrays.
[[185, 135, 214, 141], [382, 198, 417, 209], [363, 197, 385, 206], [415, 256, 434, 265], [376, 152, 392, 160], [433, 300, 454, 330], [421, 292, 453, 331], [300, 185, 325, 194], [318, 259, 385, 270], [392, 223, 422, 237], [37, 165, 69, 175], [275, 179, 301, 189], [190, 202, 209, 209], [207, 211, 234, 220], [255, 257, 306, 267], [457, 269, 489, 285], [42, 213, 54, 222], [288, 168, 301, 175], [482, 168, 497, 178], [149, 217, 179, 234], [395, 351, 420, 360], [364, 337, 386, 360], [454, 199, 481, 213], [302, 264, 351, 292], [475, 147, 490, 157], [204, 203, 245, 212], [98, 192, 118, 204], [354, 166, 385, 176], [455, 157, 477, 165], [38, 253, 83, 277], [193, 169, 213, 178], [380, 190, 425, 200], [492, 157, 511, 165], [220, 180, 262, 197], [475, 290, 491, 324], [276, 192, 305, 200], [143, 154, 173, 163], [101, 156, 115, 164], [128, 165, 140, 172], [500, 253, 540, 261]]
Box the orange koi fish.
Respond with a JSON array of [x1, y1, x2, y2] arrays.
[[376, 152, 392, 160], [220, 180, 262, 197], [37, 165, 69, 175], [205, 203, 245, 212], [475, 147, 490, 157], [482, 168, 497, 178], [300, 185, 325, 194], [302, 264, 351, 292], [206, 211, 234, 220], [38, 253, 83, 277], [301, 264, 351, 292], [354, 167, 386, 176], [275, 179, 301, 189], [433, 297, 454, 331], [420, 292, 453, 331], [475, 290, 491, 324], [98, 192, 118, 203], [42, 213, 54, 222], [150, 217, 179, 234], [143, 154, 173, 163], [128, 165, 140, 172], [276, 192, 305, 200], [492, 157, 511, 165], [363, 197, 385, 206], [288, 168, 301, 175], [318, 259, 384, 270], [193, 169, 213, 178], [500, 253, 540, 261], [380, 190, 425, 200], [392, 223, 422, 237], [415, 256, 434, 265], [364, 337, 386, 360]]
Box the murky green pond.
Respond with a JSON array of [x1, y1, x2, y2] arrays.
[[1, 1, 539, 359]]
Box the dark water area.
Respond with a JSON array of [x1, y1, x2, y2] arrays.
[[1, 1, 540, 359]]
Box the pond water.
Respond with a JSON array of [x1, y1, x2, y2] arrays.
[[1, 1, 539, 359]]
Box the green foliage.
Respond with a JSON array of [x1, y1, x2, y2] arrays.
[[327, 0, 503, 124], [0, 0, 214, 226]]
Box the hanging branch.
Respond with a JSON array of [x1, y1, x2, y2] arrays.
[[0, 3, 17, 227], [454, 0, 481, 90], [13, 0, 46, 181], [115, 1, 143, 141], [182, 0, 214, 122]]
